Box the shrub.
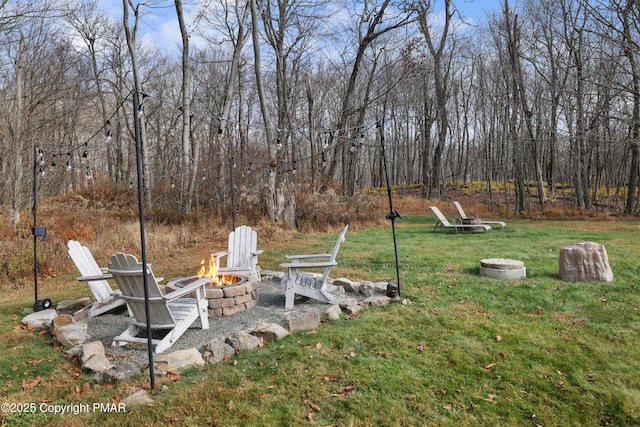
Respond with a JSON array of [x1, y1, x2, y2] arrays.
[[293, 187, 384, 231]]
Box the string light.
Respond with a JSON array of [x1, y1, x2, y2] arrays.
[[66, 153, 71, 171], [105, 120, 112, 141]]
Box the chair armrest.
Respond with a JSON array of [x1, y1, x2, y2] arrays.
[[252, 250, 264, 256], [163, 277, 210, 300], [76, 273, 113, 282], [280, 261, 337, 269], [284, 253, 332, 262], [212, 251, 228, 258]]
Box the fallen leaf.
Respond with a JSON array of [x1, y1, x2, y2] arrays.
[[307, 413, 316, 422], [448, 360, 458, 366], [167, 372, 182, 381], [481, 394, 497, 403], [315, 342, 322, 351], [308, 402, 321, 412], [22, 377, 43, 390], [600, 296, 607, 302], [484, 363, 497, 371], [444, 404, 453, 410], [417, 344, 424, 352], [495, 335, 502, 342]]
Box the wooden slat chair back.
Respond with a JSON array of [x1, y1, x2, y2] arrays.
[[213, 225, 263, 279], [280, 225, 348, 309], [67, 240, 126, 318], [107, 252, 210, 354]]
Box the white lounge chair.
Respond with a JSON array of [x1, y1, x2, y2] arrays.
[[280, 225, 348, 309], [453, 201, 506, 229], [107, 252, 210, 355], [67, 240, 127, 318], [213, 225, 263, 280], [430, 206, 492, 233]]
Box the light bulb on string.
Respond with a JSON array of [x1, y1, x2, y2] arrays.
[[38, 148, 45, 165], [276, 138, 282, 151], [66, 153, 71, 171], [39, 167, 45, 176], [137, 103, 144, 117], [82, 143, 88, 158], [170, 176, 175, 188], [105, 120, 112, 141], [51, 154, 56, 168]]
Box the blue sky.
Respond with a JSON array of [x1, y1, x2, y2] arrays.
[[96, 0, 510, 53]]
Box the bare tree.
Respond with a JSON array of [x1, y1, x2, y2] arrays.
[[417, 0, 454, 198], [122, 0, 152, 206], [174, 0, 194, 212], [325, 0, 416, 194]]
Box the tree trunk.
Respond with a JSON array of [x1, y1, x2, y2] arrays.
[[250, 0, 294, 225], [122, 0, 151, 207], [9, 34, 24, 227], [175, 0, 193, 213]]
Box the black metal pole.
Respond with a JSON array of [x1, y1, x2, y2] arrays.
[[132, 90, 155, 389], [32, 145, 38, 303], [229, 156, 236, 229], [378, 120, 402, 297]]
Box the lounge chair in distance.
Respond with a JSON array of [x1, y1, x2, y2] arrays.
[[453, 201, 506, 229], [429, 206, 492, 233]]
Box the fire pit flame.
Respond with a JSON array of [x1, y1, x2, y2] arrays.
[[197, 254, 239, 286]]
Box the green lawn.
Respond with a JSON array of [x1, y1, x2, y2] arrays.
[[1, 216, 639, 426]]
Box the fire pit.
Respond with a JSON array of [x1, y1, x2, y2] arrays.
[[165, 255, 259, 318], [166, 274, 259, 318]]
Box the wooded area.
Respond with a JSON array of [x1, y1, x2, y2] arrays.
[[2, 0, 640, 227]]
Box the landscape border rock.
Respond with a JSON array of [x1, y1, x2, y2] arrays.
[[25, 274, 411, 389]]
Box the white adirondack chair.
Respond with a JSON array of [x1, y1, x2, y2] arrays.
[[67, 240, 127, 318], [107, 252, 210, 355], [453, 201, 506, 229], [213, 225, 263, 280], [280, 225, 348, 309]]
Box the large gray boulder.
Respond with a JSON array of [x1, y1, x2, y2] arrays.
[[558, 242, 613, 282]]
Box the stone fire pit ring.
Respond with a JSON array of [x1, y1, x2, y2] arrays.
[[165, 273, 259, 318]]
